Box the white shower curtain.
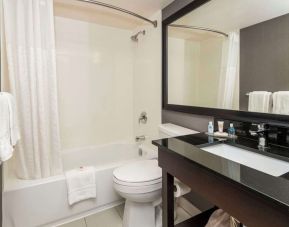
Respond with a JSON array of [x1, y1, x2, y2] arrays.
[[218, 31, 240, 109], [3, 0, 63, 179]]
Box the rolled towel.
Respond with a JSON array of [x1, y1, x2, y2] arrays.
[[272, 91, 289, 115], [248, 91, 272, 113], [0, 92, 20, 162], [65, 166, 96, 205]]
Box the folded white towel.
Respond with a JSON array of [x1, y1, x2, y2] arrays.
[[0, 92, 20, 162], [248, 91, 272, 113], [272, 91, 289, 115], [65, 166, 96, 205]]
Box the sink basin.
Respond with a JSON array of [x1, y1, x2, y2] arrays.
[[201, 144, 289, 177]]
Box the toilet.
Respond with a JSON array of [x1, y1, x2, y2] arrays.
[[113, 123, 199, 227]]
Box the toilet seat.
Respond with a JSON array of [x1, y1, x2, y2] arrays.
[[114, 179, 162, 194], [113, 160, 162, 193], [113, 176, 161, 187]]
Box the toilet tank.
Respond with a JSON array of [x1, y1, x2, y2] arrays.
[[158, 123, 199, 139]]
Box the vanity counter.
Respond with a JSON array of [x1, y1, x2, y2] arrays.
[[153, 133, 289, 227]]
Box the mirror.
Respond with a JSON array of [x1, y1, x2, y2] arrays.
[[167, 0, 289, 115]]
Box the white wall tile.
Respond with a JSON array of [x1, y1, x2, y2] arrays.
[[133, 11, 162, 144], [55, 17, 135, 149]]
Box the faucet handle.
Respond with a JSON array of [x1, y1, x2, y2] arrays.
[[250, 123, 269, 135], [138, 112, 148, 124]]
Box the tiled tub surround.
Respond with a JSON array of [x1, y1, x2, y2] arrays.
[[3, 143, 157, 227], [55, 16, 135, 149], [55, 13, 162, 150]]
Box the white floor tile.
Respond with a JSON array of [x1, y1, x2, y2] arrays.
[[60, 218, 86, 227], [59, 204, 191, 227], [115, 204, 125, 219], [175, 206, 192, 225], [177, 197, 201, 217], [85, 208, 122, 227]]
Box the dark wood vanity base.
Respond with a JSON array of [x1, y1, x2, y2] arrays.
[[175, 207, 217, 227], [154, 134, 289, 227]]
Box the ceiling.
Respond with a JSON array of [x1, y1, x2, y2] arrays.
[[168, 26, 225, 41], [54, 0, 174, 29], [174, 0, 289, 33]]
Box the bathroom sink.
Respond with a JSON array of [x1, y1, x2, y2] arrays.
[[201, 144, 289, 177]]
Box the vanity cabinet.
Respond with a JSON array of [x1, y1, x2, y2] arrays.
[[175, 208, 216, 227], [160, 0, 289, 225], [153, 134, 289, 227]]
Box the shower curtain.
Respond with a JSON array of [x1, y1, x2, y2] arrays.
[[217, 31, 240, 109], [3, 0, 63, 179]]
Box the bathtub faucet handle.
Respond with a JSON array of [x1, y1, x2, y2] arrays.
[[138, 112, 148, 124]]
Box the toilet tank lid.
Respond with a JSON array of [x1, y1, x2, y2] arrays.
[[158, 123, 199, 136]]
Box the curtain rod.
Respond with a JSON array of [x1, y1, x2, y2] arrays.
[[75, 0, 157, 27], [169, 24, 228, 37]]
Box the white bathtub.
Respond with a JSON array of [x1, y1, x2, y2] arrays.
[[3, 142, 157, 227]]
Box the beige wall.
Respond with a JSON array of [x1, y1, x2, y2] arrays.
[[168, 36, 229, 108], [168, 37, 200, 106], [198, 37, 223, 108], [168, 37, 186, 104]]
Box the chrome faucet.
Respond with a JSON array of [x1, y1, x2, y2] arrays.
[[135, 136, 146, 156], [249, 123, 270, 150]]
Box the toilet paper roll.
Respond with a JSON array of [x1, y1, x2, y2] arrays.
[[174, 179, 191, 198]]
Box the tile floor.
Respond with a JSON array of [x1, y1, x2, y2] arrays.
[[60, 204, 192, 227]]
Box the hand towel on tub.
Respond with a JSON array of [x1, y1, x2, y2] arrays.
[[0, 92, 20, 162], [272, 91, 289, 115], [248, 91, 272, 113], [65, 166, 96, 205]]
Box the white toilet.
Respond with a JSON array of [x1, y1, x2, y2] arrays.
[[113, 123, 199, 227]]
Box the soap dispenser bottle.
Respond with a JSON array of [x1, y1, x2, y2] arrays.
[[208, 121, 214, 135], [228, 123, 236, 137]]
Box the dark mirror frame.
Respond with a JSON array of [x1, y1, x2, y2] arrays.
[[162, 0, 289, 127]]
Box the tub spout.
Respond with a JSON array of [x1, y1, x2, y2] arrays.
[[135, 135, 146, 142]]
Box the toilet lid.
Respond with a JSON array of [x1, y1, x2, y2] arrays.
[[113, 160, 162, 184]]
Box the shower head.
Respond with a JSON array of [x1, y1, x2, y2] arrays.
[[131, 35, 138, 42], [131, 30, 146, 42]]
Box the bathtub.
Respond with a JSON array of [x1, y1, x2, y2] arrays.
[[3, 142, 157, 227]]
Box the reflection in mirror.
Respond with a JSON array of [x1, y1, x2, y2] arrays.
[[167, 0, 289, 115]]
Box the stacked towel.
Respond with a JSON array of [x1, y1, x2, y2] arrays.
[[0, 92, 20, 162], [205, 209, 230, 227], [65, 166, 96, 205], [248, 91, 272, 113], [205, 209, 243, 227], [272, 91, 289, 115]]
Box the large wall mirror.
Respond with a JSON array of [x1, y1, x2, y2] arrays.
[[164, 0, 289, 123]]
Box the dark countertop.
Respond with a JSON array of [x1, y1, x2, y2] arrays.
[[153, 133, 289, 213]]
